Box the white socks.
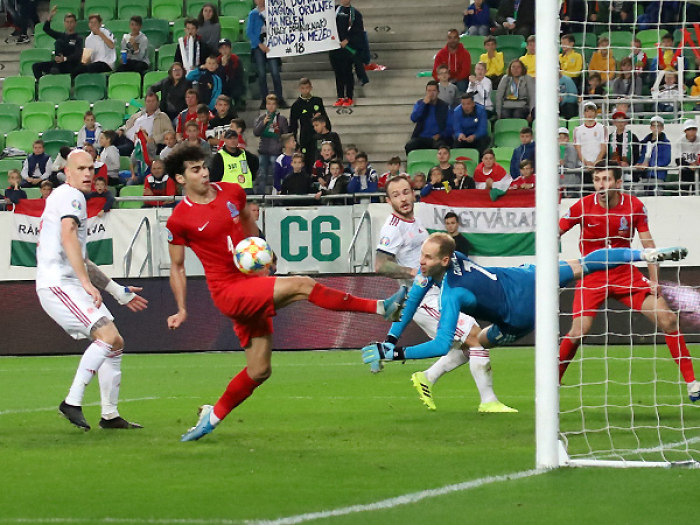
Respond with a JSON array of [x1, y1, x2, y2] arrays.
[[425, 347, 470, 384], [65, 340, 112, 407], [423, 346, 499, 405], [98, 350, 123, 420]]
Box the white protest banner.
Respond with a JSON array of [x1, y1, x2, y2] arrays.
[[266, 0, 340, 58]]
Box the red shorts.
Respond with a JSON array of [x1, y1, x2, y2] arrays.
[[573, 265, 651, 318], [210, 276, 277, 348]]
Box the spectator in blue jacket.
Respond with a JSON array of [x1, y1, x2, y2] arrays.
[[559, 71, 579, 119], [186, 55, 223, 110], [347, 151, 378, 193], [453, 92, 490, 156], [247, 0, 287, 110], [634, 115, 672, 195], [509, 127, 536, 179], [405, 81, 453, 154], [464, 0, 492, 36]]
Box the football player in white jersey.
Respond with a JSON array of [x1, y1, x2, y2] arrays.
[[36, 150, 148, 431], [374, 175, 516, 413]]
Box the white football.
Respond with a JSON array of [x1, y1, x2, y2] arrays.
[[233, 237, 274, 274]]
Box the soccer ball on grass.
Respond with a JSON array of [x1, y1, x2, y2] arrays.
[[233, 237, 274, 274]]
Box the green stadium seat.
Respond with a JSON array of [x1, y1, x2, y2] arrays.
[[0, 104, 21, 134], [93, 99, 128, 130], [186, 0, 209, 18], [407, 149, 437, 166], [21, 102, 56, 132], [219, 16, 241, 42], [496, 35, 525, 49], [141, 19, 170, 49], [407, 161, 434, 177], [6, 130, 40, 154], [23, 187, 43, 199], [119, 156, 132, 171], [2, 76, 36, 105], [222, 0, 252, 22], [74, 73, 107, 102], [118, 0, 149, 20], [119, 184, 145, 208], [466, 47, 483, 71], [172, 18, 186, 43], [52, 0, 82, 21], [38, 74, 71, 103], [451, 148, 480, 162], [494, 131, 523, 148], [0, 159, 23, 188], [20, 48, 52, 76], [74, 20, 91, 39], [460, 35, 484, 48], [601, 31, 633, 48], [57, 100, 91, 132], [108, 72, 142, 102], [492, 146, 514, 166], [105, 19, 131, 46], [142, 71, 168, 96], [157, 43, 177, 70], [84, 0, 117, 21], [152, 0, 183, 20], [571, 32, 596, 49], [33, 23, 55, 49], [637, 29, 663, 48], [501, 46, 524, 64], [126, 98, 145, 116], [41, 129, 76, 158], [494, 119, 528, 135], [231, 41, 251, 56], [567, 116, 580, 134]]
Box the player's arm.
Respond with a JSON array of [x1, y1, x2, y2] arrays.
[[403, 291, 464, 360], [85, 259, 148, 312], [638, 229, 660, 286], [61, 217, 102, 307], [386, 276, 432, 343], [168, 243, 188, 329], [374, 250, 417, 279]]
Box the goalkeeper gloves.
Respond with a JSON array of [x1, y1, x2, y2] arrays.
[[105, 280, 136, 306], [361, 341, 405, 365]]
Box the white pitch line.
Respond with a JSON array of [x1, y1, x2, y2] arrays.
[[0, 519, 242, 524], [0, 397, 178, 416]]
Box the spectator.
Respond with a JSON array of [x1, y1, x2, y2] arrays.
[[247, 0, 286, 109], [445, 211, 472, 255], [406, 81, 453, 154], [144, 159, 178, 207], [312, 115, 342, 160], [495, 58, 535, 120], [149, 62, 192, 121], [175, 18, 212, 74], [588, 36, 615, 83], [316, 159, 350, 198], [77, 111, 103, 148], [510, 159, 535, 189], [436, 64, 460, 110], [8, 0, 38, 44], [608, 111, 639, 169], [480, 36, 505, 87], [677, 119, 700, 194], [253, 94, 290, 195], [330, 0, 366, 107], [311, 142, 335, 187], [651, 33, 676, 72], [347, 151, 378, 193], [494, 0, 535, 36], [573, 101, 606, 176], [175, 89, 201, 140], [559, 0, 598, 34], [420, 166, 451, 197], [216, 39, 245, 107], [207, 95, 237, 148], [432, 29, 471, 93], [453, 160, 476, 189], [378, 156, 407, 189], [98, 131, 120, 185], [290, 78, 330, 172], [197, 3, 221, 51], [32, 7, 83, 79], [520, 36, 536, 77], [652, 70, 683, 113], [344, 145, 359, 174], [435, 145, 456, 186], [86, 178, 115, 216], [412, 173, 427, 197], [634, 116, 672, 195], [452, 92, 489, 155], [607, 0, 635, 30], [118, 16, 149, 74], [187, 55, 224, 111], [473, 148, 509, 191], [4, 169, 27, 210], [50, 146, 72, 186], [464, 0, 492, 36], [510, 127, 536, 179], [630, 37, 648, 75], [559, 71, 579, 119], [230, 118, 247, 149], [71, 14, 116, 77], [195, 104, 212, 140], [274, 134, 297, 194], [610, 57, 643, 115], [559, 34, 583, 86], [40, 180, 53, 199], [160, 131, 178, 161], [209, 129, 259, 192], [559, 127, 580, 196], [119, 92, 175, 151], [466, 62, 494, 117], [83, 143, 109, 185], [280, 153, 314, 196], [583, 72, 605, 99], [21, 140, 52, 188], [178, 120, 212, 166]]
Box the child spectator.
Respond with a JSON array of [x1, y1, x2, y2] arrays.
[[280, 153, 314, 196], [676, 119, 700, 194], [144, 159, 178, 207], [180, 120, 212, 165], [160, 131, 178, 161], [118, 15, 149, 74], [230, 118, 247, 149], [216, 39, 245, 107], [40, 180, 53, 199], [347, 151, 378, 193], [480, 36, 505, 87], [520, 36, 536, 77], [509, 159, 535, 189], [195, 103, 212, 140], [583, 72, 605, 99], [253, 94, 290, 194], [559, 34, 583, 87], [289, 78, 330, 171], [175, 89, 201, 140], [344, 145, 358, 174], [559, 127, 581, 197], [274, 133, 296, 194], [464, 0, 491, 36], [559, 71, 579, 119], [634, 115, 672, 195], [436, 64, 460, 109], [510, 127, 535, 179], [466, 62, 494, 117], [98, 130, 120, 185], [652, 33, 676, 72], [77, 111, 103, 148], [312, 142, 335, 187], [421, 166, 451, 197], [436, 145, 456, 186], [630, 37, 648, 74], [378, 156, 406, 189], [316, 159, 350, 198], [608, 111, 639, 168], [412, 172, 427, 192], [653, 70, 683, 113], [312, 115, 343, 161], [186, 55, 224, 110], [473, 148, 509, 191], [50, 146, 72, 185], [453, 160, 475, 189], [21, 140, 53, 188], [588, 37, 615, 83], [175, 17, 212, 73], [573, 102, 606, 171], [86, 177, 115, 216], [82, 143, 109, 187], [610, 57, 643, 115], [206, 94, 237, 148], [4, 170, 27, 210]]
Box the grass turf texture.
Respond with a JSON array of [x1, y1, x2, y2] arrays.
[[0, 347, 698, 524]]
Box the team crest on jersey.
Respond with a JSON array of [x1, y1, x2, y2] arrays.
[[227, 202, 240, 218], [563, 209, 570, 219], [619, 217, 629, 231], [166, 227, 173, 243], [380, 236, 390, 247], [414, 274, 428, 288], [71, 199, 82, 211]]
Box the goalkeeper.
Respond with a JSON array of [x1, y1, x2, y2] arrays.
[[363, 233, 686, 369]]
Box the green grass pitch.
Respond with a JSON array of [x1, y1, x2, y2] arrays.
[[0, 348, 698, 524]]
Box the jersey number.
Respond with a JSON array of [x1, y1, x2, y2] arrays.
[[464, 260, 498, 280]]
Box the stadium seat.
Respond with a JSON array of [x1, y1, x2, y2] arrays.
[[105, 19, 131, 46], [20, 48, 52, 76], [38, 74, 71, 103], [494, 119, 529, 135], [119, 184, 145, 209], [93, 99, 128, 130], [54, 0, 82, 21], [0, 104, 22, 134], [219, 16, 241, 43], [494, 132, 522, 149], [141, 19, 170, 49], [172, 18, 186, 43], [157, 43, 177, 71], [222, 0, 252, 21], [570, 32, 596, 49], [492, 147, 514, 166], [2, 76, 36, 105], [21, 102, 56, 132], [142, 71, 168, 96], [186, 0, 209, 18], [637, 29, 663, 48], [451, 148, 479, 162], [466, 47, 482, 72], [126, 98, 145, 116], [57, 100, 91, 132], [407, 149, 437, 166], [567, 116, 580, 134], [33, 23, 55, 49], [6, 130, 40, 154], [152, 0, 183, 20], [408, 161, 434, 177], [0, 159, 23, 188], [460, 35, 484, 48], [501, 46, 524, 65], [108, 72, 142, 102], [23, 187, 42, 199], [600, 31, 633, 48], [231, 41, 251, 57], [41, 129, 76, 158], [118, 0, 149, 20], [496, 35, 525, 49], [84, 0, 117, 21], [74, 73, 107, 103]]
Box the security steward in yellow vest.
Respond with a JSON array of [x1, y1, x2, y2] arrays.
[[209, 129, 260, 194]]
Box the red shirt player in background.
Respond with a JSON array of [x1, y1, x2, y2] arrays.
[[164, 145, 408, 441], [559, 161, 699, 402]]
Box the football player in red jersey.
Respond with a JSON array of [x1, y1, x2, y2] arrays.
[[558, 161, 699, 401], [164, 145, 408, 441]]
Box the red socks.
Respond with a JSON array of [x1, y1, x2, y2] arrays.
[[559, 336, 580, 382], [665, 330, 696, 383], [308, 283, 377, 314], [213, 368, 261, 421]]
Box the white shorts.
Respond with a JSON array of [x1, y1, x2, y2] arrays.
[[413, 287, 479, 349], [37, 285, 114, 340]]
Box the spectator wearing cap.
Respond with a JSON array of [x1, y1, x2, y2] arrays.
[[209, 129, 260, 193], [405, 81, 453, 154], [573, 101, 606, 192], [452, 92, 489, 156], [676, 119, 700, 194], [558, 71, 578, 120], [634, 116, 672, 195], [608, 111, 639, 170], [217, 38, 245, 107], [559, 127, 581, 197]]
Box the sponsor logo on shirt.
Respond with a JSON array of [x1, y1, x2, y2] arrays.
[[619, 216, 629, 231], [227, 202, 239, 218]]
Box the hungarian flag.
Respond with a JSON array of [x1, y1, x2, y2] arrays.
[[416, 190, 536, 257], [132, 129, 151, 178], [11, 198, 114, 267]]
